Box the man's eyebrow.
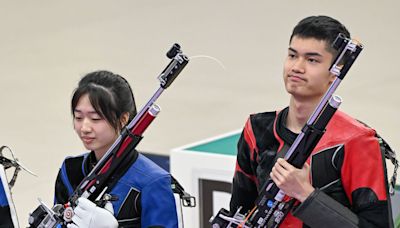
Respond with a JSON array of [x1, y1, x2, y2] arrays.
[[288, 47, 322, 57], [288, 47, 297, 53]]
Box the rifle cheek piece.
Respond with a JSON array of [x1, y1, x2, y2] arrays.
[[330, 34, 363, 80], [158, 43, 189, 89]]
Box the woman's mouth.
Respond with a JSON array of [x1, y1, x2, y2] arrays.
[[81, 137, 94, 144]]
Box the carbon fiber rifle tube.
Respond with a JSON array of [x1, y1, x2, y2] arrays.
[[83, 105, 161, 196], [287, 95, 342, 168], [248, 98, 343, 227], [131, 104, 160, 135]]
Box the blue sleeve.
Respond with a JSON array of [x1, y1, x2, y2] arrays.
[[141, 175, 179, 228], [0, 178, 8, 207]]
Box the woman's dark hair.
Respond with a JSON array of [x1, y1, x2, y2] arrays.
[[71, 70, 137, 131], [290, 15, 351, 55]]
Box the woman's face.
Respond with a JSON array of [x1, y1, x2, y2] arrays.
[[73, 93, 118, 160]]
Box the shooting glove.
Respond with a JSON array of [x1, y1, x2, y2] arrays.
[[66, 197, 118, 228]]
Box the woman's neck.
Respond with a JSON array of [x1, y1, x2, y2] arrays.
[[94, 150, 106, 161]]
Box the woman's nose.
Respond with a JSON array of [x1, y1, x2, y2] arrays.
[[81, 118, 92, 133]]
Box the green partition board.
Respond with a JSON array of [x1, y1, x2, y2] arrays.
[[186, 133, 241, 156]]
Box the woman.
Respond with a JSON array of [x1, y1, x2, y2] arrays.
[[55, 70, 179, 228]]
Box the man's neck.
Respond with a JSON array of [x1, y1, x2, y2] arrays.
[[286, 96, 320, 133]]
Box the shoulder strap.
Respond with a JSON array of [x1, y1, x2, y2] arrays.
[[357, 120, 399, 196], [171, 175, 196, 207], [356, 120, 398, 195], [376, 134, 398, 195]]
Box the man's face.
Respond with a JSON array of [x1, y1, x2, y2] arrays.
[[283, 36, 335, 101]]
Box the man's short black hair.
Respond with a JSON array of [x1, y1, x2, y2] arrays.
[[290, 15, 350, 54]]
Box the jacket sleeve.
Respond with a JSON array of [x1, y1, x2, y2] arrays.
[[54, 162, 71, 205], [0, 176, 14, 227], [293, 131, 392, 228], [230, 118, 259, 214], [140, 174, 179, 228]]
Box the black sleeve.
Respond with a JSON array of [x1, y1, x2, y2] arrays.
[[0, 205, 14, 227], [54, 169, 69, 205], [54, 156, 86, 205], [293, 189, 358, 228], [293, 188, 392, 228], [229, 129, 258, 214]]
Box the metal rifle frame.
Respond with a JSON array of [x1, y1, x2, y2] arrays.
[[1, 146, 36, 228]]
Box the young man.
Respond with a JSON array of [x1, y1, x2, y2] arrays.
[[230, 16, 393, 227]]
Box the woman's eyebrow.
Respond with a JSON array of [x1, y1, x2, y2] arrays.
[[74, 109, 98, 114]]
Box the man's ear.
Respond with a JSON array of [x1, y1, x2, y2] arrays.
[[328, 73, 336, 85]]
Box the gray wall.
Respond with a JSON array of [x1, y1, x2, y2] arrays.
[[0, 1, 398, 226]]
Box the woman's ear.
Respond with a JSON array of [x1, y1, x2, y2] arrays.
[[120, 112, 130, 127]]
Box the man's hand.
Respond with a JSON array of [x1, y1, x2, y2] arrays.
[[270, 158, 314, 202], [66, 197, 118, 228]]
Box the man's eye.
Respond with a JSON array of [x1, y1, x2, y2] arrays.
[[308, 58, 319, 63], [288, 54, 296, 58]]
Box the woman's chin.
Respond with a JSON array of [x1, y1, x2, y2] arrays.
[[82, 143, 95, 151]]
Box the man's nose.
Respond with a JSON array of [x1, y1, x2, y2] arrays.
[[291, 58, 305, 73]]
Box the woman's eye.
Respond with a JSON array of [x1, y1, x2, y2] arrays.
[[74, 116, 83, 121]]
